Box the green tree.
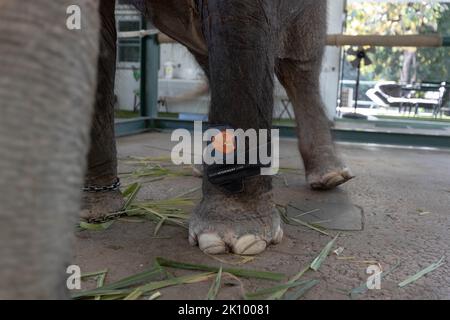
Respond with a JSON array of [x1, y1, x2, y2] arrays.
[[345, 1, 449, 83]]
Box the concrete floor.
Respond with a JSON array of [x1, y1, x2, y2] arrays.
[[75, 131, 450, 300]]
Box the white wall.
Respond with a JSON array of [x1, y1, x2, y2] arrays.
[[321, 0, 346, 119], [114, 6, 142, 112], [159, 44, 203, 79]]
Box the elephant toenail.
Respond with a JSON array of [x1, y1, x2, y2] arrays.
[[198, 233, 226, 254], [233, 235, 267, 255], [188, 231, 198, 246], [272, 226, 284, 244]]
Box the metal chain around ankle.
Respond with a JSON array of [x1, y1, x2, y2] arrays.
[[82, 178, 121, 193], [87, 211, 127, 224]]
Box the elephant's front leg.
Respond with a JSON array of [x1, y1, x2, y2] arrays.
[[189, 0, 283, 255], [81, 0, 124, 220]]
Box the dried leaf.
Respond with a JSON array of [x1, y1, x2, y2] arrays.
[[79, 221, 114, 231], [148, 291, 161, 300]]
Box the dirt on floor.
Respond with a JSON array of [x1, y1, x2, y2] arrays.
[[74, 131, 450, 300]]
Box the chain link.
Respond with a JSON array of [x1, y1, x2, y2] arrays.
[[82, 178, 126, 223], [88, 211, 127, 224], [82, 178, 121, 193]]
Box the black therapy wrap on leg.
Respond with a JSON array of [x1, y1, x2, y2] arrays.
[[205, 125, 272, 194]]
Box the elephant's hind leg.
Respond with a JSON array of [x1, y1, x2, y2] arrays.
[[275, 1, 353, 190], [275, 58, 353, 189]]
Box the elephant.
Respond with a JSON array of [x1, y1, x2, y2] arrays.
[[0, 0, 353, 299]]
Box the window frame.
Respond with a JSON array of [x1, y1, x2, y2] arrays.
[[116, 15, 142, 69]]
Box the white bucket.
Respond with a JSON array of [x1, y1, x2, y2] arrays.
[[164, 61, 174, 79]]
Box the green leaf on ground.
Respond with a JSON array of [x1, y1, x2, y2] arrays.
[[206, 266, 223, 300], [398, 256, 445, 288], [156, 257, 285, 281], [123, 288, 144, 300], [72, 265, 163, 299], [267, 265, 310, 300], [80, 269, 108, 280], [284, 279, 320, 300], [245, 280, 310, 300], [349, 261, 402, 298], [310, 233, 340, 271], [122, 182, 141, 210], [73, 272, 215, 299]]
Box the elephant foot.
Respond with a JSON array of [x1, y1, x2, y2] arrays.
[[305, 146, 354, 190], [189, 192, 283, 255], [308, 167, 354, 190], [80, 189, 125, 221]]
